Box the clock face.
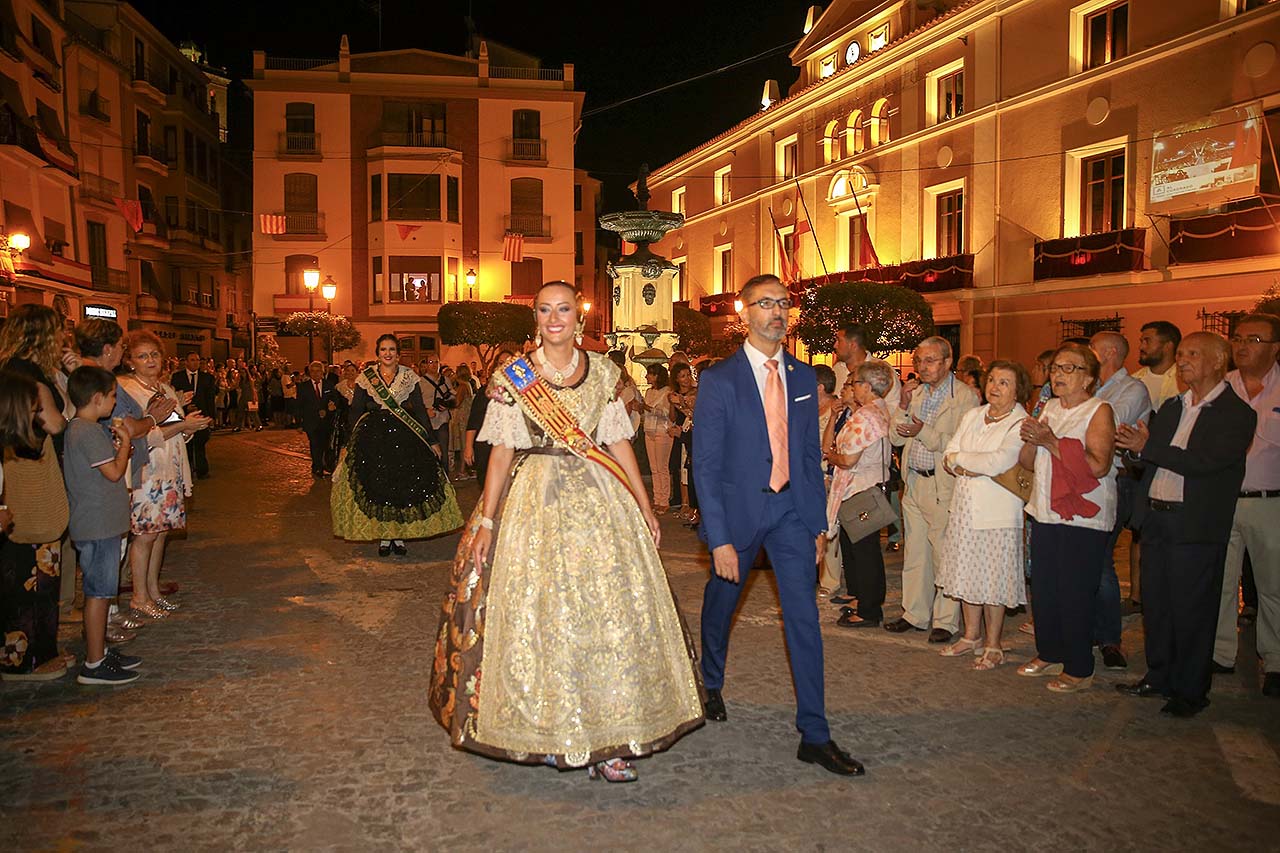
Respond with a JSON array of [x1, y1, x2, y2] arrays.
[[845, 41, 861, 65]]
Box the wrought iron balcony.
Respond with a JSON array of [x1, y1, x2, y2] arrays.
[[78, 90, 110, 122], [504, 213, 551, 238], [278, 131, 320, 157], [507, 137, 547, 163], [79, 171, 120, 203], [90, 266, 129, 293], [377, 131, 448, 148]]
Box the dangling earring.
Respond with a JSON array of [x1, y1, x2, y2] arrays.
[[574, 315, 585, 347], [535, 330, 543, 348]]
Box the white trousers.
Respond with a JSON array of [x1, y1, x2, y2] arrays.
[[900, 471, 961, 632], [1214, 496, 1280, 671]]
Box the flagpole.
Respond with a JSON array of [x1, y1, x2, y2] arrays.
[[792, 177, 828, 278], [848, 183, 882, 273], [767, 206, 793, 284]]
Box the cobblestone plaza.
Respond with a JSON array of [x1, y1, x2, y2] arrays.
[[2, 431, 1278, 851]]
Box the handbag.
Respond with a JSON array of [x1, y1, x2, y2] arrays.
[[993, 462, 1035, 503], [836, 432, 896, 543], [2, 436, 69, 544]]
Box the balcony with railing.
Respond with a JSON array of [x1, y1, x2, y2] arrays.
[[490, 66, 564, 81], [79, 171, 120, 204], [133, 136, 168, 175], [278, 131, 321, 158], [0, 109, 44, 164], [1033, 228, 1147, 281], [131, 63, 170, 102], [90, 266, 129, 294], [1169, 202, 1280, 265], [504, 213, 551, 239], [66, 11, 116, 57], [172, 298, 217, 325], [506, 137, 547, 165], [265, 210, 326, 239], [78, 90, 110, 123], [374, 130, 452, 150]]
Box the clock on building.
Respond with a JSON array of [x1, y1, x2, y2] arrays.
[[845, 41, 861, 65]]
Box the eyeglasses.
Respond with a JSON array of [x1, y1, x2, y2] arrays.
[[746, 297, 792, 310], [1229, 334, 1279, 345], [1049, 362, 1087, 374], [914, 356, 945, 365]]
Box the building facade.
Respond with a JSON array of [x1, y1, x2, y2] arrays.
[[646, 0, 1280, 366], [250, 37, 583, 365], [573, 167, 603, 336]]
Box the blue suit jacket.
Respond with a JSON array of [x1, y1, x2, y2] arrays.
[[692, 346, 827, 550]]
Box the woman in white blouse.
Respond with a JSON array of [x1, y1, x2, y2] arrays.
[[936, 361, 1032, 669], [641, 363, 672, 513]]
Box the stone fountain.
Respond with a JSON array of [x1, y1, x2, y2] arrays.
[[599, 165, 683, 385]]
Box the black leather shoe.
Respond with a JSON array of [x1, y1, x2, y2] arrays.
[[829, 594, 856, 605], [392, 541, 408, 556], [928, 628, 953, 644], [704, 689, 727, 722], [1100, 644, 1128, 670], [884, 542, 901, 553], [1115, 680, 1165, 698], [1211, 661, 1235, 675], [1263, 672, 1280, 698], [1161, 697, 1209, 718], [883, 617, 923, 634], [377, 543, 392, 557], [797, 740, 865, 776]]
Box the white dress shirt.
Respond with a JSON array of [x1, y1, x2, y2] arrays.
[[1149, 381, 1229, 502], [1228, 364, 1280, 492], [743, 340, 787, 406], [187, 370, 198, 393]]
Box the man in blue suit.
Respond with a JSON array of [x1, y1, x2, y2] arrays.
[[693, 274, 864, 776]]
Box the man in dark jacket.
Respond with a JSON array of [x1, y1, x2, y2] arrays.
[[296, 360, 338, 477], [1115, 332, 1256, 717], [170, 351, 217, 478]]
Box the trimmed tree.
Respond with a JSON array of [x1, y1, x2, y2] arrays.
[[1255, 284, 1280, 318], [793, 281, 934, 356], [281, 312, 363, 361], [438, 301, 535, 375], [673, 305, 711, 358]]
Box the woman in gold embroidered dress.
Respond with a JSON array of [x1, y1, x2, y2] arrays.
[[430, 283, 704, 782]]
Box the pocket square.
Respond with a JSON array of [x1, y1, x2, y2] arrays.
[[793, 394, 812, 402]]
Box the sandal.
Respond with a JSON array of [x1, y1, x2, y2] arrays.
[[130, 603, 169, 621], [587, 759, 638, 783], [1047, 674, 1093, 693], [154, 597, 181, 612], [1016, 658, 1063, 677], [1018, 621, 1035, 636], [940, 637, 985, 657], [973, 648, 1005, 671]]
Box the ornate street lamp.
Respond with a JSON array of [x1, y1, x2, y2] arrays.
[[303, 268, 320, 360], [464, 267, 477, 299], [321, 275, 337, 363]]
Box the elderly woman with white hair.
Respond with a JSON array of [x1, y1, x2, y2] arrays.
[[825, 360, 895, 628]]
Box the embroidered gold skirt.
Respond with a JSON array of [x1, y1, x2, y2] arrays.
[[430, 450, 704, 767]]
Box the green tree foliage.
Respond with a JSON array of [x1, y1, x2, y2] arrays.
[[793, 281, 934, 356], [1255, 284, 1280, 318], [673, 305, 711, 357], [281, 312, 363, 360], [437, 301, 535, 374]]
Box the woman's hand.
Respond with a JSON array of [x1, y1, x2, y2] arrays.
[[643, 506, 662, 548], [0, 506, 14, 535], [1019, 417, 1055, 447], [182, 414, 213, 434], [471, 526, 493, 573]]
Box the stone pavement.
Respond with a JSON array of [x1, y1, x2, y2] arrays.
[[2, 429, 1278, 852]]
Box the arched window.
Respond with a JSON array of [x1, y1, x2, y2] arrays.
[[870, 98, 891, 147], [845, 109, 864, 155], [822, 119, 841, 164], [284, 253, 318, 295], [510, 177, 546, 236]]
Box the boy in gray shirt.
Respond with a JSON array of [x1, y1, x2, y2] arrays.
[[64, 367, 142, 685]]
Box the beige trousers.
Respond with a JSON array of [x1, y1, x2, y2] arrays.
[[644, 431, 673, 508], [1214, 496, 1280, 670], [899, 471, 961, 632]]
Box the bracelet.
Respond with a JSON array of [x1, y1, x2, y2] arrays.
[[146, 414, 157, 426], [478, 516, 494, 530]]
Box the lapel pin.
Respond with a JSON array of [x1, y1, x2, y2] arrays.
[[786, 364, 794, 372]]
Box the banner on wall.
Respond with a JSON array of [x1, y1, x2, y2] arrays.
[[1149, 104, 1263, 213]]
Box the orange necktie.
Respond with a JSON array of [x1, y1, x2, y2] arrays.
[[764, 359, 789, 491]]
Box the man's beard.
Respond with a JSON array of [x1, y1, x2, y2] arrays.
[[1137, 351, 1160, 367]]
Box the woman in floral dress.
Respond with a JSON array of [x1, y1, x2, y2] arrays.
[[430, 282, 703, 782], [118, 331, 212, 621]]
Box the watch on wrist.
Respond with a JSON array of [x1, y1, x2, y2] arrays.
[[478, 516, 494, 530]]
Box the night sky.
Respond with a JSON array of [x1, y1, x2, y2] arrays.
[[128, 0, 809, 210]]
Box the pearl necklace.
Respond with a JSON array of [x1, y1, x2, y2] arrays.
[[985, 407, 1015, 425], [535, 346, 579, 385]]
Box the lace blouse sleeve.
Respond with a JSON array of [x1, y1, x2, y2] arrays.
[[477, 400, 533, 449], [595, 397, 635, 446]]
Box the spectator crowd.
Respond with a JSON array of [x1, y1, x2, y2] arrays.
[[2, 298, 1276, 715]]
